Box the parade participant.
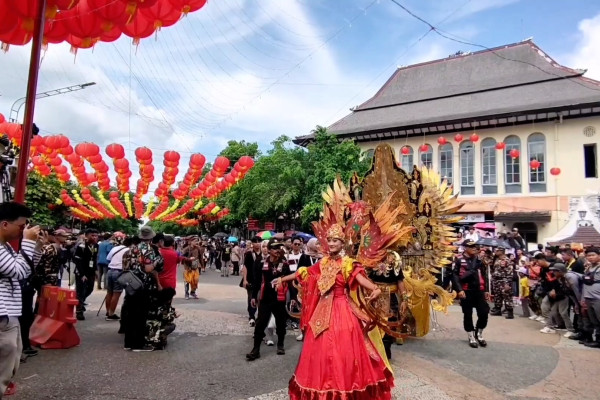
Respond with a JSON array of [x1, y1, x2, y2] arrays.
[[182, 258, 199, 300], [245, 238, 290, 361], [231, 241, 242, 276], [0, 202, 42, 397], [241, 236, 262, 327], [73, 229, 99, 321], [276, 225, 394, 400], [368, 251, 408, 359], [33, 229, 69, 289], [451, 239, 490, 348], [490, 247, 515, 319], [582, 247, 600, 348]]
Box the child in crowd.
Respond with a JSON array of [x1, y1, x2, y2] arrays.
[[517, 267, 531, 318], [183, 258, 199, 299]]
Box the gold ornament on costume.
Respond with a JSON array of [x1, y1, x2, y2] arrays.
[[326, 224, 345, 241]]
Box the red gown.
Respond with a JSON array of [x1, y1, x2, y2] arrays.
[[289, 261, 394, 400]]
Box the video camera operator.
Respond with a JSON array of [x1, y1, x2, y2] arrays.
[[0, 202, 43, 397]]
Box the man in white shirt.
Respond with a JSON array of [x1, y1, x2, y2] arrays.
[[464, 227, 479, 243], [0, 202, 43, 397], [104, 237, 131, 321]]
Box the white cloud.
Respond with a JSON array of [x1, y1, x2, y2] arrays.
[[562, 13, 600, 80]]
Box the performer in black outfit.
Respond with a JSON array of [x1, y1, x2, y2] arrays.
[[246, 238, 291, 361], [450, 239, 490, 348]]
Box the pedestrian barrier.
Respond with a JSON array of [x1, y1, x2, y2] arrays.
[[29, 285, 80, 349]]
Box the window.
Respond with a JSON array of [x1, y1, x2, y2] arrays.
[[584, 144, 598, 178], [504, 135, 521, 194], [439, 143, 453, 184], [401, 146, 414, 171], [481, 138, 497, 194], [419, 145, 433, 168], [460, 142, 474, 195], [528, 133, 546, 192]]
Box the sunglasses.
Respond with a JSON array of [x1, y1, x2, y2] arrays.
[[293, 243, 302, 246]]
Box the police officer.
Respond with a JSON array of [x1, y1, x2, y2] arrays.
[[451, 239, 490, 348], [490, 247, 515, 319]]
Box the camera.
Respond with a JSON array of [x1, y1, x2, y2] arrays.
[[0, 134, 15, 169]]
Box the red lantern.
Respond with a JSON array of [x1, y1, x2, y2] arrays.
[[60, 145, 74, 156], [135, 147, 153, 161], [238, 155, 254, 169], [164, 150, 181, 163], [550, 167, 561, 176], [454, 134, 463, 143], [495, 142, 505, 150], [114, 158, 130, 171], [470, 133, 479, 143], [530, 159, 540, 170], [401, 146, 410, 155], [87, 154, 102, 164], [189, 153, 206, 167], [0, 1, 19, 36], [44, 12, 69, 44], [64, 3, 104, 41], [88, 0, 129, 25], [99, 24, 122, 43], [168, 0, 207, 14], [419, 144, 429, 152], [75, 142, 99, 157], [49, 158, 62, 167], [139, 1, 182, 30], [213, 156, 230, 171], [120, 12, 156, 45], [509, 149, 520, 159], [437, 137, 447, 145], [106, 143, 125, 159]]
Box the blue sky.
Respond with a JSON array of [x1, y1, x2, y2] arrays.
[[0, 0, 599, 189]]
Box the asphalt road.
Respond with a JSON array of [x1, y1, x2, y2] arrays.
[[11, 266, 599, 400]]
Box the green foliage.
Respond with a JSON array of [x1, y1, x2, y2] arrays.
[[218, 140, 261, 162], [25, 172, 73, 228], [221, 128, 369, 231]]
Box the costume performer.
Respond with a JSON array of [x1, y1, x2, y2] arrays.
[[276, 177, 413, 400]]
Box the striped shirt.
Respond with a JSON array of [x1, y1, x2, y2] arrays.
[[0, 239, 40, 317]]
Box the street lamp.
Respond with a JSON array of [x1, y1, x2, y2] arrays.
[[9, 82, 96, 123]]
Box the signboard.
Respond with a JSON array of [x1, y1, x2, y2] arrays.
[[247, 219, 259, 231], [460, 213, 486, 223], [264, 222, 275, 231]]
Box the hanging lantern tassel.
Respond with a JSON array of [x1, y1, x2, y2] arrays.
[[211, 206, 221, 215], [143, 198, 157, 217], [193, 200, 203, 211], [124, 193, 134, 217]]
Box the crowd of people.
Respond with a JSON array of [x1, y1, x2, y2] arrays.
[[449, 226, 600, 349]]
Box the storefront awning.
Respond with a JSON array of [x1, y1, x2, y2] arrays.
[[495, 211, 551, 222]]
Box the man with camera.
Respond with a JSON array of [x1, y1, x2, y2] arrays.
[[0, 202, 43, 397]]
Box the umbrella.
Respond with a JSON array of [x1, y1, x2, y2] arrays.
[[227, 236, 238, 243], [475, 238, 511, 248], [294, 231, 316, 241], [474, 222, 496, 231], [257, 231, 273, 239], [213, 232, 228, 238]]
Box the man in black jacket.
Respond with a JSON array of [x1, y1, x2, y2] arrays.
[[246, 238, 290, 361], [74, 228, 99, 321], [242, 236, 262, 327], [451, 239, 490, 348]]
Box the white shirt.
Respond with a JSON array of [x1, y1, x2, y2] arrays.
[[107, 245, 128, 270], [465, 232, 479, 242], [0, 239, 40, 317], [287, 252, 302, 272]]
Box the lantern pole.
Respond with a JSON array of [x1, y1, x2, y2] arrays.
[[13, 0, 46, 204]]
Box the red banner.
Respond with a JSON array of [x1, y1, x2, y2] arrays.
[[248, 219, 259, 230], [264, 222, 275, 231]]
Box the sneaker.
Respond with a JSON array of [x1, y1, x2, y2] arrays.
[[296, 333, 304, 341], [276, 347, 285, 355], [124, 347, 132, 351], [185, 295, 190, 300], [191, 293, 199, 299], [540, 327, 556, 334], [564, 331, 577, 338], [132, 345, 154, 352], [248, 319, 256, 327], [536, 316, 546, 322], [468, 331, 479, 348], [23, 348, 39, 357], [266, 340, 274, 346], [76, 313, 85, 321], [475, 329, 487, 347], [528, 315, 538, 320], [105, 314, 120, 321], [291, 322, 299, 330]]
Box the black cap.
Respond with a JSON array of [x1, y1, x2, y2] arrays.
[[461, 239, 478, 248], [267, 238, 285, 250], [549, 263, 567, 273]]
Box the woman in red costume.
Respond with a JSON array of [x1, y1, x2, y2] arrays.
[[275, 223, 394, 400]]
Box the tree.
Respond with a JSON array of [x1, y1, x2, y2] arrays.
[[299, 128, 370, 227], [25, 172, 73, 228], [218, 140, 260, 163]]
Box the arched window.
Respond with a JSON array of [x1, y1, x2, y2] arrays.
[[528, 133, 546, 192], [439, 143, 453, 184], [460, 141, 475, 195], [504, 135, 521, 194], [401, 146, 414, 171], [419, 144, 433, 169], [481, 138, 497, 194], [363, 148, 375, 162]]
